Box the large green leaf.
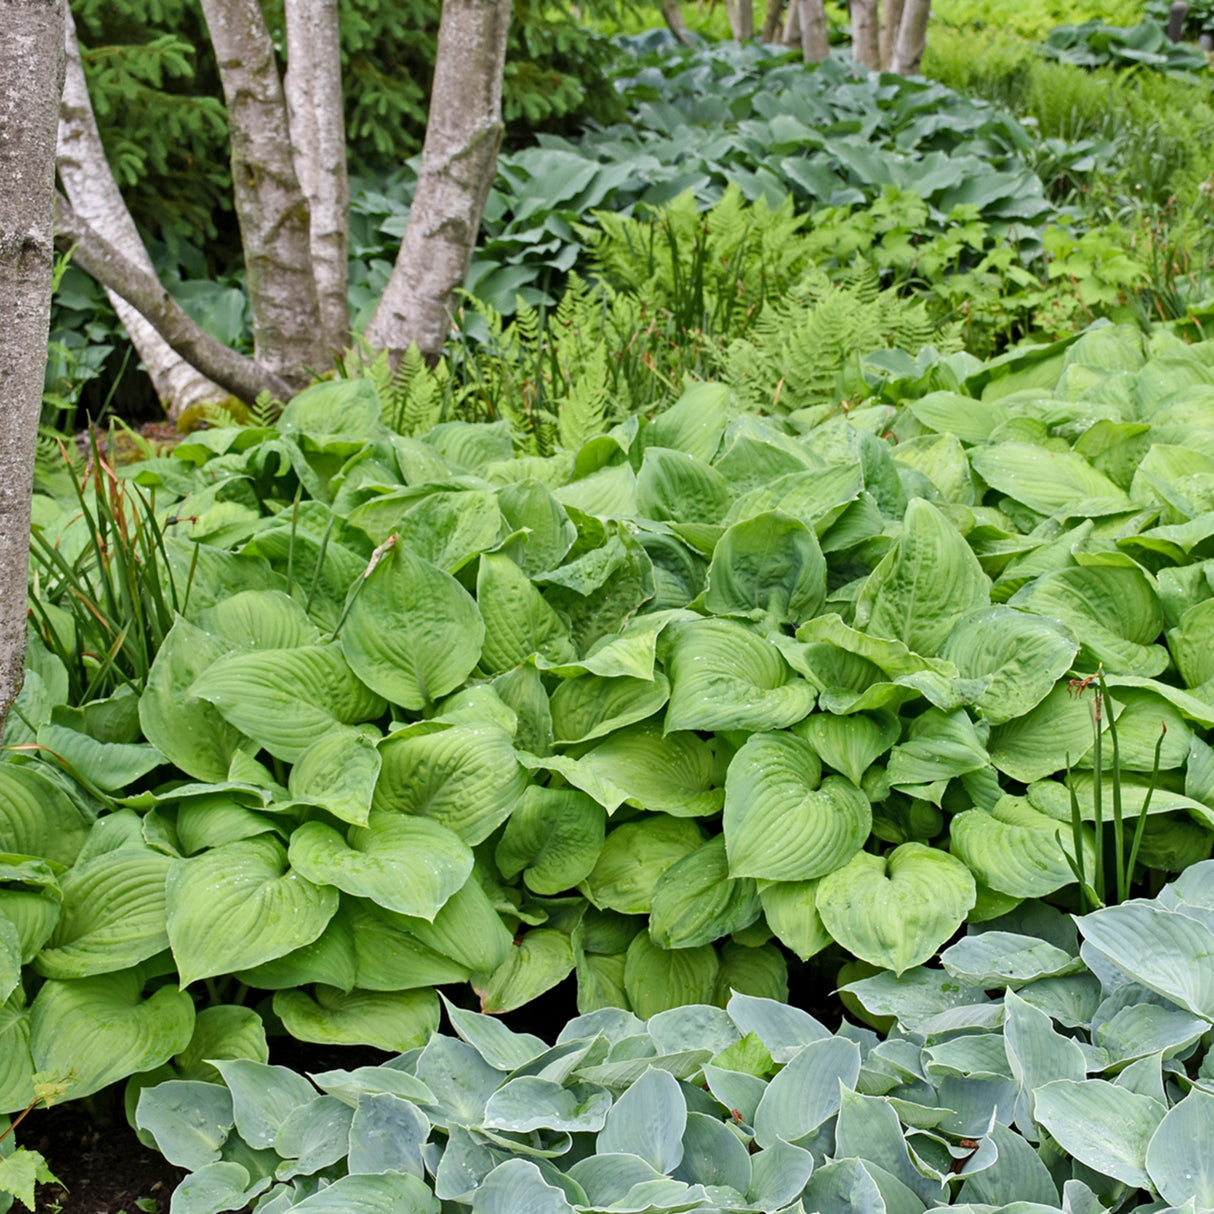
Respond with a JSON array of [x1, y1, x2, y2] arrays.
[[640, 382, 730, 463], [817, 844, 976, 974], [753, 1036, 861, 1147], [0, 993, 33, 1114], [495, 786, 606, 896], [139, 617, 250, 782], [386, 878, 513, 975], [623, 932, 718, 1020], [34, 849, 171, 979], [1146, 1090, 1214, 1208], [167, 837, 338, 986], [793, 710, 898, 785], [637, 447, 733, 524], [549, 672, 670, 745], [29, 971, 195, 1100], [341, 543, 484, 710], [988, 682, 1111, 783], [496, 479, 577, 577], [345, 901, 471, 991], [649, 836, 761, 949], [193, 589, 318, 650], [273, 986, 439, 1052], [943, 607, 1080, 725], [396, 490, 504, 572], [374, 723, 527, 845], [724, 732, 869, 882], [479, 929, 576, 1014], [0, 765, 89, 866], [663, 619, 816, 732], [477, 553, 576, 674], [583, 816, 703, 914], [854, 498, 989, 657], [287, 726, 381, 827], [971, 442, 1131, 516], [288, 813, 473, 919], [702, 511, 826, 626], [191, 645, 386, 762]]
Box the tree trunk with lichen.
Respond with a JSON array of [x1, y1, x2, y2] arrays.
[[364, 0, 511, 365], [879, 0, 904, 67], [851, 0, 880, 67], [889, 0, 930, 74], [199, 0, 324, 388], [726, 0, 754, 40], [796, 0, 830, 60], [57, 1, 228, 422], [0, 0, 64, 734]]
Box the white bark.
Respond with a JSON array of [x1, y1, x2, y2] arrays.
[[55, 194, 293, 405], [797, 0, 830, 60], [57, 2, 226, 420], [851, 0, 880, 68], [199, 0, 323, 387], [0, 0, 64, 732], [761, 0, 786, 43], [879, 0, 904, 67], [890, 0, 930, 74], [781, 0, 799, 45], [726, 0, 754, 40], [365, 0, 511, 365], [662, 0, 694, 44], [284, 0, 349, 357]]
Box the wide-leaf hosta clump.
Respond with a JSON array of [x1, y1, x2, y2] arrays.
[[5, 321, 1214, 1111]]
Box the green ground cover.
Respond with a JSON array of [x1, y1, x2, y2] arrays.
[[8, 3, 1214, 1211]]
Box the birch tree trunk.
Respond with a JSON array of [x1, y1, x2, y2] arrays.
[[662, 0, 695, 45], [364, 0, 511, 365], [761, 0, 786, 43], [797, 0, 831, 60], [199, 0, 323, 387], [879, 0, 904, 67], [284, 0, 349, 357], [0, 0, 63, 732], [55, 195, 293, 405], [726, 0, 754, 40], [889, 0, 930, 74], [851, 0, 880, 68], [57, 3, 227, 421]]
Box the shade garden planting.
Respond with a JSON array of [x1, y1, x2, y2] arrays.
[[10, 8, 1214, 1213]]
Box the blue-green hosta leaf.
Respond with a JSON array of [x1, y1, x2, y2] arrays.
[[191, 644, 386, 762], [441, 998, 546, 1070], [726, 992, 831, 1063], [854, 498, 989, 658], [139, 617, 250, 782], [483, 1076, 611, 1134], [568, 724, 724, 818], [470, 1159, 578, 1214], [193, 589, 318, 650], [836, 1086, 939, 1205], [374, 722, 527, 846], [1078, 902, 1214, 1019], [288, 812, 472, 919], [479, 929, 576, 1014], [274, 986, 439, 1052], [724, 732, 870, 881], [477, 552, 576, 674], [943, 607, 1080, 725], [583, 816, 703, 914], [940, 932, 1081, 988], [624, 932, 718, 1021], [703, 511, 826, 626], [495, 786, 605, 896], [637, 447, 733, 524], [950, 796, 1092, 898], [841, 965, 990, 1032], [285, 1170, 440, 1214], [347, 1090, 429, 1177], [674, 1109, 752, 1193], [33, 849, 171, 979], [29, 971, 195, 1101], [1004, 989, 1087, 1134], [1009, 565, 1167, 677], [340, 543, 484, 711], [1034, 1079, 1165, 1188], [167, 836, 338, 987], [957, 1120, 1059, 1208], [549, 672, 670, 745], [169, 1162, 271, 1214], [0, 764, 88, 866], [134, 1080, 234, 1171], [650, 836, 761, 949], [758, 879, 831, 960], [207, 1058, 317, 1153], [793, 710, 899, 785], [1095, 1000, 1209, 1065], [753, 1036, 861, 1148], [971, 442, 1131, 517], [1146, 1089, 1214, 1208], [817, 844, 977, 975], [287, 726, 381, 827], [597, 1065, 687, 1172], [662, 618, 816, 733], [747, 1137, 815, 1209]]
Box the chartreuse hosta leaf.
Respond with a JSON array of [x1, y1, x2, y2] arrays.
[[0, 992, 33, 1113], [477, 552, 576, 674], [496, 478, 577, 577], [662, 618, 816, 733], [273, 986, 439, 1052], [950, 796, 1093, 899], [386, 877, 513, 975], [340, 542, 485, 711], [0, 764, 89, 866], [943, 606, 1080, 725], [988, 681, 1113, 784], [288, 812, 472, 920], [817, 844, 977, 974], [854, 497, 989, 657], [624, 932, 718, 1020], [480, 929, 575, 1014], [345, 902, 473, 991], [793, 710, 898, 785], [139, 617, 250, 783], [190, 644, 386, 762], [495, 786, 605, 896], [636, 446, 733, 524], [702, 510, 827, 626], [649, 836, 761, 949], [548, 672, 671, 745], [758, 879, 832, 961], [396, 490, 504, 574], [583, 816, 703, 914], [167, 836, 339, 987], [29, 969, 195, 1100], [194, 589, 318, 651], [373, 722, 527, 845], [724, 732, 870, 882], [971, 442, 1132, 517]]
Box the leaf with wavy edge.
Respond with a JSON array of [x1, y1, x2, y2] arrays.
[[0, 765, 89, 867], [274, 986, 439, 1053]]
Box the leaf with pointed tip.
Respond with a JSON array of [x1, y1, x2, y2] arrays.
[[0, 765, 88, 866], [479, 930, 575, 1014], [650, 836, 760, 949], [287, 726, 381, 827], [478, 553, 577, 674], [759, 880, 831, 961], [624, 932, 718, 1021], [274, 986, 439, 1052], [134, 1079, 234, 1170], [597, 1066, 687, 1172], [583, 816, 703, 914], [793, 710, 899, 785], [753, 1036, 861, 1148], [495, 786, 605, 896], [549, 671, 670, 745]]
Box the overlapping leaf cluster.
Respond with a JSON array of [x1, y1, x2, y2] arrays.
[[5, 320, 1214, 1118], [124, 862, 1214, 1214]]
